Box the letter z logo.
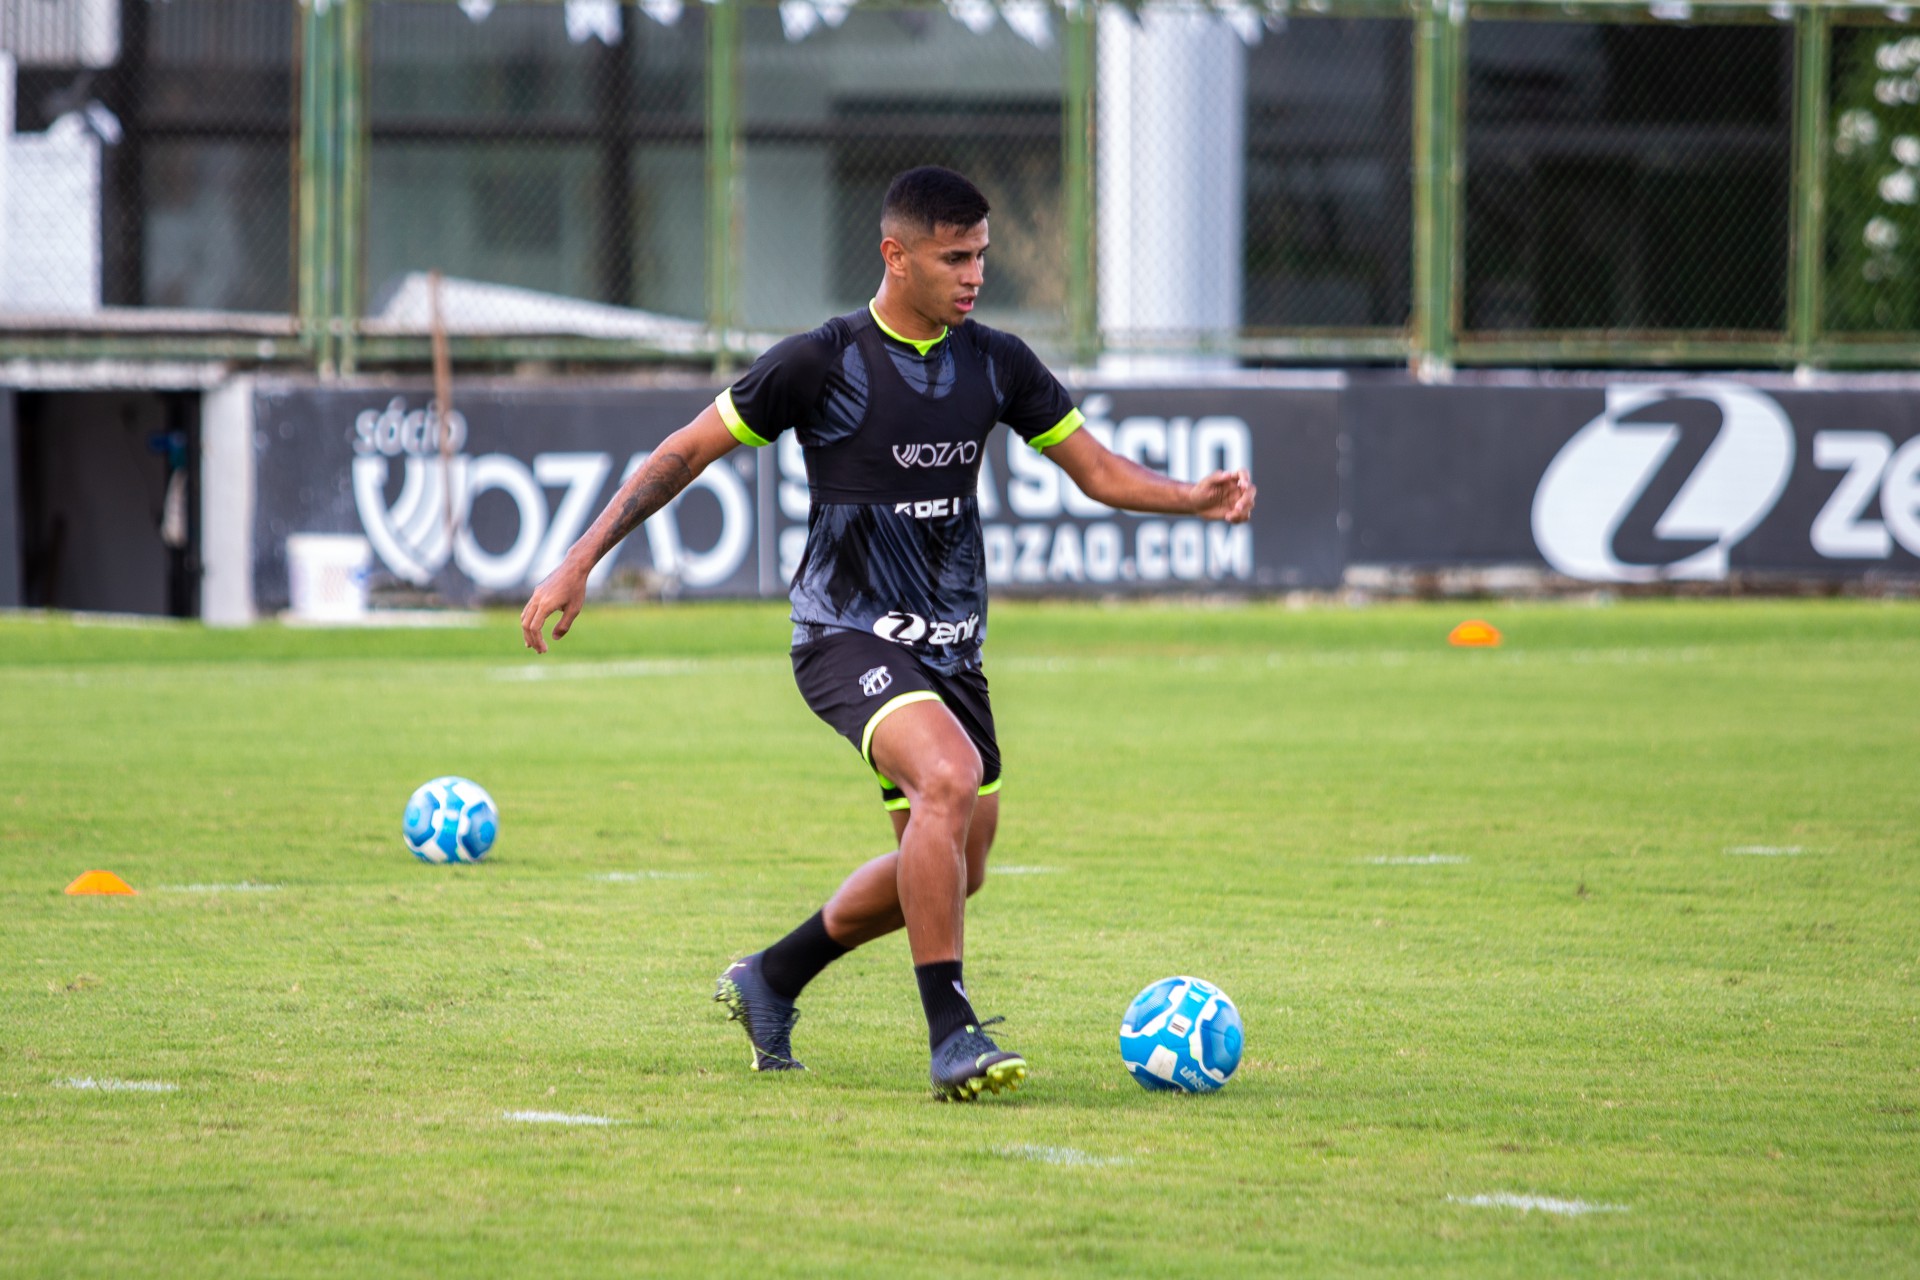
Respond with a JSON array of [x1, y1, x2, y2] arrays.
[[871, 612, 929, 644], [1532, 382, 1794, 583]]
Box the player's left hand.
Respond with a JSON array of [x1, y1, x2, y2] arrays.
[[520, 560, 590, 654], [1191, 470, 1256, 524]]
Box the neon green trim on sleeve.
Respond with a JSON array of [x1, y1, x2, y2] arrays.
[[868, 300, 947, 356], [1029, 407, 1085, 451], [860, 690, 943, 768], [715, 389, 770, 448], [882, 796, 913, 812], [977, 778, 1002, 797]]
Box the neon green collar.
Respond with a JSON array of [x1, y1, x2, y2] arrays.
[[869, 300, 947, 356]]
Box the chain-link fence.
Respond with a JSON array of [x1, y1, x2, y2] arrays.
[[1463, 16, 1793, 336], [1828, 18, 1920, 334], [738, 4, 1067, 338], [5, 0, 1920, 366], [1244, 14, 1413, 335], [362, 0, 706, 344], [1, 0, 294, 318]]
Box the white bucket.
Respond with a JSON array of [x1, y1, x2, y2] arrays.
[[286, 533, 371, 622]]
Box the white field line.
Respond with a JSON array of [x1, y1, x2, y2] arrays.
[[588, 870, 702, 882], [490, 647, 1726, 685], [998, 1144, 1129, 1168], [1367, 855, 1468, 865], [281, 610, 482, 630], [0, 641, 1780, 690], [998, 647, 1717, 676], [158, 882, 282, 893], [492, 657, 783, 682], [57, 1077, 178, 1093], [1725, 845, 1808, 856], [1449, 1193, 1628, 1216], [504, 1110, 617, 1126], [991, 865, 1062, 876]]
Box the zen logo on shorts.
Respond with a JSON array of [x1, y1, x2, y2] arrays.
[[859, 666, 893, 697], [872, 611, 981, 646]]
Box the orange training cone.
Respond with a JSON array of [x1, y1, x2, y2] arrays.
[[65, 870, 137, 895], [1448, 619, 1502, 648]]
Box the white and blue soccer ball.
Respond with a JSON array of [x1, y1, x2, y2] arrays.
[[1119, 975, 1244, 1093], [403, 776, 498, 864]]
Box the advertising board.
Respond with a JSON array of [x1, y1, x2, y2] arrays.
[[249, 382, 1344, 610], [238, 376, 1920, 617], [1347, 381, 1920, 580]]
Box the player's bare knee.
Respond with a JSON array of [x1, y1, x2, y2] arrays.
[[915, 751, 982, 813]]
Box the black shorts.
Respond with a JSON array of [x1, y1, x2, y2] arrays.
[[790, 627, 1001, 812]]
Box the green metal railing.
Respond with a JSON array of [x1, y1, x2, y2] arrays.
[[5, 0, 1920, 373], [1411, 0, 1463, 375], [299, 0, 364, 374], [705, 0, 740, 375], [1064, 4, 1098, 367], [1790, 5, 1831, 366]]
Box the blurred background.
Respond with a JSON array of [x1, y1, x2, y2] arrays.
[[3, 0, 1919, 619], [8, 0, 1920, 367]]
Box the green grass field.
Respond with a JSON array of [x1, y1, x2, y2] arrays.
[[2, 598, 1916, 1277]]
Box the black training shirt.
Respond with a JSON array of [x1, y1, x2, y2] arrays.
[[717, 303, 1082, 673]]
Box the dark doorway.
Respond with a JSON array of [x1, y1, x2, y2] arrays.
[[16, 391, 200, 617]]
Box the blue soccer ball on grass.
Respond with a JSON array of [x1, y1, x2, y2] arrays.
[[1119, 975, 1243, 1092], [403, 776, 498, 864]]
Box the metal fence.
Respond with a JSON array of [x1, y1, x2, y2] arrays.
[[3, 0, 1920, 371], [0, 0, 303, 357]]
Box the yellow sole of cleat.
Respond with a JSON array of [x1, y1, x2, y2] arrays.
[[984, 1059, 1027, 1095], [935, 1057, 1028, 1102]]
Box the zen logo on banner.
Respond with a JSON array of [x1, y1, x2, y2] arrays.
[[1532, 383, 1794, 582], [1809, 430, 1920, 560], [1531, 381, 1920, 580]]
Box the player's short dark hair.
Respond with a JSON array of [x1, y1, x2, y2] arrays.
[[881, 167, 991, 239]]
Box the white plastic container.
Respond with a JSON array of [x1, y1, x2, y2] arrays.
[[285, 533, 371, 623]]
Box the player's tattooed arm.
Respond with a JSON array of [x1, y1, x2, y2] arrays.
[[590, 449, 694, 559], [520, 404, 742, 652]]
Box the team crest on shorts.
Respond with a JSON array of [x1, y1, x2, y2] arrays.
[[859, 665, 893, 697]]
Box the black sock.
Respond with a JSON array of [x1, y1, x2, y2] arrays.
[[914, 960, 978, 1049], [758, 910, 849, 1001]]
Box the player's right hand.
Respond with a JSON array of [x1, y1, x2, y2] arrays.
[[1191, 470, 1257, 524], [520, 564, 588, 654]]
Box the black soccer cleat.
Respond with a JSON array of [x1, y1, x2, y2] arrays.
[[713, 953, 805, 1072], [929, 1017, 1027, 1101]]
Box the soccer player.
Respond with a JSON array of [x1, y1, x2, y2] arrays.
[[521, 167, 1255, 1100]]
